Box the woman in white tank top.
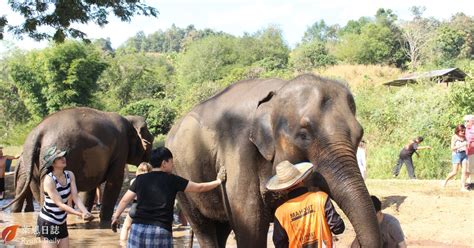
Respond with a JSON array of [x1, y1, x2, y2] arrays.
[[443, 125, 467, 189]]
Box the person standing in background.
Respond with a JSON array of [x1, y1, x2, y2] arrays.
[[356, 140, 367, 180], [0, 146, 20, 200], [443, 124, 467, 190], [392, 136, 431, 179]]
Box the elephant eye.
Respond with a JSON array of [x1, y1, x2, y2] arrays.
[[297, 129, 310, 141]]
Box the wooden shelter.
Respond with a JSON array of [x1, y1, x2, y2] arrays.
[[384, 68, 467, 87]]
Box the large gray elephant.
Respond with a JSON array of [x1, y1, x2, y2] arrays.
[[2, 107, 154, 223], [166, 74, 381, 247]]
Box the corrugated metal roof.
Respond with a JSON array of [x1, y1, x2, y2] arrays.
[[384, 68, 467, 86]]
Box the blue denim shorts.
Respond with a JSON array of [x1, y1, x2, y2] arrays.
[[452, 151, 467, 164]]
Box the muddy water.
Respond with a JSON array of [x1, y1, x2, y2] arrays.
[[0, 203, 202, 247]]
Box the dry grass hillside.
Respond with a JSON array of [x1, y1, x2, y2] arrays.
[[313, 64, 402, 88]]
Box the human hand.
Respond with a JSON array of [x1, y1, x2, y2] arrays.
[[111, 215, 119, 232], [82, 212, 95, 222], [217, 167, 226, 183]]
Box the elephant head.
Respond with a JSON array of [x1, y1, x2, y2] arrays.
[[125, 116, 154, 165], [250, 74, 381, 247]]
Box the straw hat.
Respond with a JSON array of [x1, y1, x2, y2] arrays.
[[43, 146, 67, 168], [266, 161, 314, 191]]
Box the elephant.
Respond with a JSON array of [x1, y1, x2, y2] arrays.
[[166, 74, 381, 247], [2, 107, 154, 223]]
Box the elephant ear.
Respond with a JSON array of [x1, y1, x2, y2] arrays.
[[250, 91, 276, 161], [125, 116, 153, 164]]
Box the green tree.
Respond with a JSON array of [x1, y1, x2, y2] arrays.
[[249, 26, 290, 71], [302, 20, 339, 43], [289, 41, 336, 72], [0, 80, 30, 128], [448, 80, 474, 116], [120, 99, 176, 136], [117, 25, 224, 54], [447, 13, 474, 59], [9, 41, 107, 116], [8, 50, 48, 117], [335, 24, 394, 65], [177, 35, 239, 85], [97, 53, 174, 110], [1, 0, 157, 42], [92, 38, 114, 54], [335, 9, 407, 67], [432, 26, 466, 66], [338, 17, 371, 36]]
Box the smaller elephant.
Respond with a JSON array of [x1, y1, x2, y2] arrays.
[[2, 107, 154, 223]]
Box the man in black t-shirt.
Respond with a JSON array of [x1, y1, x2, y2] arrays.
[[392, 136, 431, 179], [111, 147, 226, 248]]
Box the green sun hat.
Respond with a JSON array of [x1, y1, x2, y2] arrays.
[[43, 146, 67, 168]]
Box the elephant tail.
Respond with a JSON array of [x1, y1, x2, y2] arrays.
[[13, 155, 22, 190], [1, 135, 39, 211]]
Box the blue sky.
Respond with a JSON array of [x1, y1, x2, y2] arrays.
[[1, 0, 473, 52]]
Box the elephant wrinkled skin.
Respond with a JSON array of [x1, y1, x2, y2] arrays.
[[166, 74, 381, 247], [2, 107, 153, 223]]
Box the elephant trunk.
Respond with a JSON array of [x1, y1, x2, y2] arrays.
[[312, 143, 381, 247]]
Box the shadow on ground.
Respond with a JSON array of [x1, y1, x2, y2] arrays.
[[381, 195, 407, 212]]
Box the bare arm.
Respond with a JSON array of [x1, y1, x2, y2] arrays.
[[450, 136, 457, 151], [111, 190, 136, 231], [417, 146, 431, 150], [185, 179, 222, 193], [185, 167, 226, 193], [43, 176, 83, 217], [112, 190, 136, 219], [4, 155, 19, 160], [68, 171, 91, 218]]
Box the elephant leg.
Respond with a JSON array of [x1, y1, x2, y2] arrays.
[[228, 186, 270, 247], [25, 178, 42, 212], [100, 162, 125, 224], [79, 189, 96, 212], [11, 176, 28, 212], [24, 186, 34, 212], [216, 221, 232, 247], [178, 194, 230, 248]]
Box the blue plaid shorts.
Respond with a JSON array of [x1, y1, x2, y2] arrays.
[[127, 223, 172, 248]]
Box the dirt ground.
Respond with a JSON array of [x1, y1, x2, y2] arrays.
[[335, 179, 473, 247], [1, 171, 472, 247]]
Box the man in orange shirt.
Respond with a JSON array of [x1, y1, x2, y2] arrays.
[[266, 161, 345, 248]]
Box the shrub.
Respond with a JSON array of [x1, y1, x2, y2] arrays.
[[120, 99, 177, 136]]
